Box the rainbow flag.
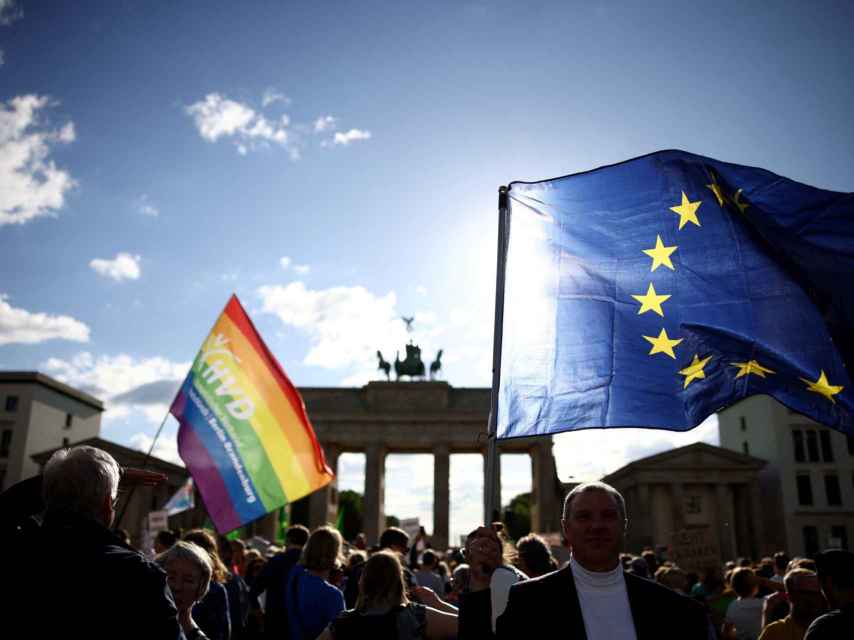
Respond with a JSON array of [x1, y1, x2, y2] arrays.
[[170, 294, 333, 533]]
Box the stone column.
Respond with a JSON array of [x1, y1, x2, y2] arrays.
[[433, 444, 450, 550], [531, 441, 560, 533], [308, 443, 340, 529], [748, 480, 765, 559], [364, 444, 386, 546], [671, 482, 685, 534], [715, 483, 735, 562], [636, 482, 654, 548], [733, 484, 751, 559], [483, 448, 501, 524]]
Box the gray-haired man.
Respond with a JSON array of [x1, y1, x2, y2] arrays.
[[13, 445, 184, 639]]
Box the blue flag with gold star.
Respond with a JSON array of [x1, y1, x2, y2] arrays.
[[497, 150, 854, 439]]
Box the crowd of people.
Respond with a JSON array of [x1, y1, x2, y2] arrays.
[[5, 444, 853, 640]]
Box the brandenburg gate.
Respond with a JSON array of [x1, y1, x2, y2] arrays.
[[296, 381, 563, 548]]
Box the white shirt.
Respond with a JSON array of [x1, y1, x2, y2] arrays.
[[570, 555, 637, 640]]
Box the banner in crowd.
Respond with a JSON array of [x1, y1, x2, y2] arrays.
[[170, 294, 333, 533], [497, 150, 853, 439], [162, 477, 195, 516]]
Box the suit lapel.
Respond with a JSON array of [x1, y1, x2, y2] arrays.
[[624, 572, 653, 637], [558, 565, 589, 640]]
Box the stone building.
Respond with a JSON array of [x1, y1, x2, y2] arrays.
[[718, 395, 854, 556], [603, 442, 770, 561], [0, 371, 103, 491], [295, 381, 563, 548]]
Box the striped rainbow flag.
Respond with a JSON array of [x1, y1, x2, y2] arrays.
[[170, 294, 333, 533]]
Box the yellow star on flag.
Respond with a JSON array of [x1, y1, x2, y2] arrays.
[[632, 283, 671, 317], [669, 192, 702, 229], [799, 370, 844, 404], [642, 235, 677, 271], [643, 328, 683, 359], [706, 172, 728, 207], [732, 188, 749, 214], [731, 360, 775, 379], [679, 354, 713, 389]]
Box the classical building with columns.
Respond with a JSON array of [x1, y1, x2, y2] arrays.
[[291, 381, 563, 548], [602, 442, 772, 561]]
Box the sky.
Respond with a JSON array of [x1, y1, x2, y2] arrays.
[[2, 0, 853, 543]]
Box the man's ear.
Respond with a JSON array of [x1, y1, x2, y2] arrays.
[[102, 493, 115, 528]]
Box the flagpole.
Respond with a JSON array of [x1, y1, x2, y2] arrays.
[[114, 408, 173, 528], [485, 185, 509, 524]]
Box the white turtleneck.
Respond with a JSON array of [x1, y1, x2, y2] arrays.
[[569, 555, 637, 640]]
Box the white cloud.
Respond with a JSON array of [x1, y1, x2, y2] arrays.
[[552, 415, 720, 482], [0, 0, 22, 25], [89, 252, 141, 282], [43, 352, 189, 423], [261, 88, 290, 107], [186, 93, 254, 141], [314, 115, 336, 132], [0, 294, 90, 345], [416, 285, 427, 296], [137, 194, 159, 217], [258, 281, 412, 374], [57, 122, 75, 142], [129, 432, 184, 467], [186, 93, 294, 156], [0, 94, 76, 226], [279, 256, 309, 274], [333, 128, 372, 145]]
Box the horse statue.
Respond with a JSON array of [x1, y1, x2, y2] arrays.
[[376, 350, 391, 381], [429, 349, 443, 380], [394, 343, 425, 380]]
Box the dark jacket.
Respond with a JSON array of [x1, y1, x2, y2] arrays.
[[193, 580, 231, 640], [495, 564, 708, 639], [16, 511, 184, 640], [250, 547, 301, 638]]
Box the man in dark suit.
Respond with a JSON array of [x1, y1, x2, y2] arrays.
[[496, 481, 708, 639]]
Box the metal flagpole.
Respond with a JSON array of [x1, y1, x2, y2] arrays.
[[485, 185, 510, 524], [114, 408, 173, 528]]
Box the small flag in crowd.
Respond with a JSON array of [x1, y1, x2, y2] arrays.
[[170, 294, 334, 533], [497, 150, 854, 439], [163, 477, 195, 516]]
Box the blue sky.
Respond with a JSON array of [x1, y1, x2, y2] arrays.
[[2, 0, 853, 542]]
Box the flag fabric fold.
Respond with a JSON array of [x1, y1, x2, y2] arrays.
[[497, 150, 854, 439], [170, 294, 333, 533]]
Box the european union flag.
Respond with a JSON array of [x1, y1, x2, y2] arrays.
[[497, 150, 854, 439]]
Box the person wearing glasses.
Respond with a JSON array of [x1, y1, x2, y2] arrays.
[[12, 445, 184, 639]]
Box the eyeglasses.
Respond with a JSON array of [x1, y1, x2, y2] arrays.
[[111, 489, 126, 509]]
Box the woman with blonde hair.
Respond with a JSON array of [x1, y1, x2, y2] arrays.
[[318, 550, 457, 640], [157, 541, 214, 640], [285, 525, 346, 640], [183, 529, 232, 640]]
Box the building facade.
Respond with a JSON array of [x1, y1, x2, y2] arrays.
[[0, 372, 104, 491], [295, 381, 564, 548], [718, 395, 854, 556], [603, 442, 770, 563]]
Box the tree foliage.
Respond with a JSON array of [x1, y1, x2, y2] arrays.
[[502, 491, 532, 542]]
